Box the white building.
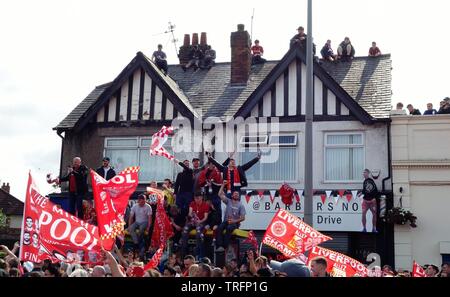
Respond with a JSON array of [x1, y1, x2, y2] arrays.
[[391, 114, 450, 269]]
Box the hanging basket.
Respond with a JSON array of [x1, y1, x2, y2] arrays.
[[385, 207, 417, 228]]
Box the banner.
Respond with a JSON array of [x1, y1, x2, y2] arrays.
[[412, 261, 426, 277], [143, 244, 165, 271], [147, 188, 174, 249], [91, 167, 140, 250], [19, 173, 103, 263], [150, 126, 174, 160], [307, 246, 369, 277], [262, 209, 332, 258]]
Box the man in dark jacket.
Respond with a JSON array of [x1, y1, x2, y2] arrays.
[[95, 157, 116, 180], [173, 159, 194, 218], [207, 151, 261, 196], [407, 104, 421, 115], [58, 157, 89, 219], [438, 98, 450, 114], [360, 169, 379, 233]]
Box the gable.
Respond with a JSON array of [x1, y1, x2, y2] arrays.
[[95, 67, 180, 124], [236, 48, 376, 124]]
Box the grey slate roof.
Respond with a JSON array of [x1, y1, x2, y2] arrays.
[[167, 61, 278, 118], [320, 54, 392, 119], [55, 82, 111, 130], [0, 189, 24, 216], [54, 53, 392, 130]]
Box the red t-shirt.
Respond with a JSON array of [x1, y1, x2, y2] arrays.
[[189, 201, 210, 221], [251, 45, 264, 56], [369, 47, 381, 56]]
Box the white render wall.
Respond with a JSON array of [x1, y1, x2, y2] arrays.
[[391, 114, 450, 269]]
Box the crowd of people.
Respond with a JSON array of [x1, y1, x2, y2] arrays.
[[393, 98, 450, 115], [1, 241, 448, 278]]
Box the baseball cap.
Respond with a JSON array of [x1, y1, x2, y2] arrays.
[[102, 157, 110, 161], [269, 259, 311, 277]]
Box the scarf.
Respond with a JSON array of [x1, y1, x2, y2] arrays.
[[226, 167, 241, 192]]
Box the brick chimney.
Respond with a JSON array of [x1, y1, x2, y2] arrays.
[[178, 32, 210, 65], [1, 182, 10, 193], [230, 24, 251, 85]]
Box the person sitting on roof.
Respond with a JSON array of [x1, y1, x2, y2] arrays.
[[369, 42, 382, 57], [182, 45, 204, 72], [152, 44, 168, 74], [337, 37, 355, 61], [200, 45, 216, 70], [320, 40, 337, 61], [251, 40, 266, 65], [290, 26, 316, 55]]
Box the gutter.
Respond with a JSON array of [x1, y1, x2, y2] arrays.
[[382, 120, 392, 192], [57, 131, 65, 178]]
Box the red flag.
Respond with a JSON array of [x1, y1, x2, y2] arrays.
[[262, 209, 332, 258], [144, 244, 165, 271], [243, 230, 258, 250], [307, 246, 369, 277], [294, 190, 301, 203], [245, 192, 252, 204], [346, 194, 353, 203], [20, 173, 103, 264], [338, 190, 345, 197], [91, 167, 140, 250], [257, 190, 265, 199], [320, 194, 327, 204], [147, 188, 174, 249], [412, 261, 426, 277]]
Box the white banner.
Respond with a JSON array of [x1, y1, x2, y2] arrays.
[[238, 192, 375, 233]]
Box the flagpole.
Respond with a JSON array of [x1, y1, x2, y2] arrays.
[[304, 0, 314, 225], [259, 242, 263, 256]]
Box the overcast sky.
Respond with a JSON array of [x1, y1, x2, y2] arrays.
[[1, 0, 450, 200]]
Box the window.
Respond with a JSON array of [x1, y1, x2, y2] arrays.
[[240, 134, 298, 182], [104, 137, 178, 182], [324, 133, 364, 182]]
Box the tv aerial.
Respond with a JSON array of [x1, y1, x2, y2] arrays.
[[153, 21, 179, 56]]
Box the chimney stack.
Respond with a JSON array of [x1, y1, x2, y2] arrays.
[[1, 182, 10, 193], [230, 24, 251, 85], [200, 32, 207, 46]]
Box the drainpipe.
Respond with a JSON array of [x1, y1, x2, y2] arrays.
[[382, 121, 392, 192]]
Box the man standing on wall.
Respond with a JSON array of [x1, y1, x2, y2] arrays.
[[57, 157, 89, 219], [95, 157, 116, 180], [360, 169, 379, 233]]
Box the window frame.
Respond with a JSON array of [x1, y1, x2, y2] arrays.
[[239, 133, 298, 183], [323, 132, 365, 183], [104, 136, 176, 183]]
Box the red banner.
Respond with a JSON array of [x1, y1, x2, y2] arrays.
[[91, 167, 140, 250], [147, 188, 174, 250], [144, 244, 165, 271], [262, 209, 332, 257], [19, 173, 103, 263], [412, 261, 426, 277], [307, 246, 369, 277]]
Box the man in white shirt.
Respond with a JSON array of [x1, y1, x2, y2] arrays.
[[128, 195, 153, 249], [96, 157, 116, 180]]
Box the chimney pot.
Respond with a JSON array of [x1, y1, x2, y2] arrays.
[[200, 32, 207, 46], [183, 34, 190, 46], [237, 24, 245, 32], [1, 182, 10, 193], [192, 33, 199, 46]]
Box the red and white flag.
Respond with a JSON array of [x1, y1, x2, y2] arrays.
[[144, 245, 165, 271], [150, 126, 174, 160], [19, 173, 103, 264], [262, 209, 332, 258], [147, 188, 174, 250], [307, 246, 369, 277], [243, 230, 258, 251], [412, 261, 427, 277], [90, 167, 140, 250]]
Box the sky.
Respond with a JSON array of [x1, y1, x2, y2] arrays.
[[1, 0, 450, 201]]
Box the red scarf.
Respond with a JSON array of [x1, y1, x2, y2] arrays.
[[227, 167, 241, 192], [69, 174, 77, 192]]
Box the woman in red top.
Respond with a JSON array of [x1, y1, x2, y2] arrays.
[[180, 192, 210, 259]]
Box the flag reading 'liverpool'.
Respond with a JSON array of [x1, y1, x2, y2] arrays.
[[262, 209, 332, 258], [90, 167, 140, 250], [412, 261, 426, 277], [307, 246, 369, 277], [19, 173, 103, 263]]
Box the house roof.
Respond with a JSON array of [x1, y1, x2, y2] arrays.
[[167, 61, 278, 118], [54, 51, 392, 131], [320, 54, 392, 119], [0, 189, 24, 216]]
